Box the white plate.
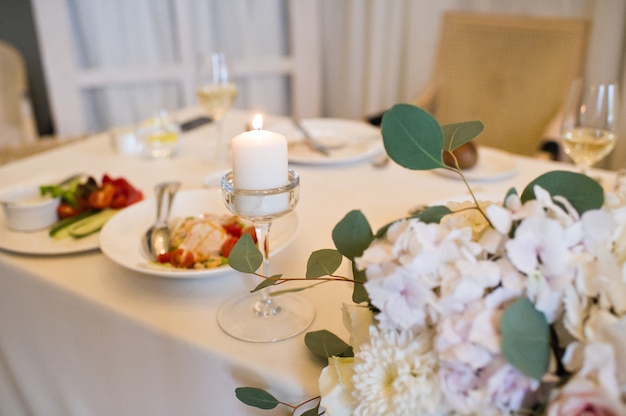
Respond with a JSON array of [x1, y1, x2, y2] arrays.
[[100, 189, 299, 279], [0, 216, 100, 255], [433, 147, 517, 181], [267, 118, 384, 165], [0, 174, 102, 255]]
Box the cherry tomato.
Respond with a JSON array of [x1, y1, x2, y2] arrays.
[[156, 252, 171, 264], [242, 226, 258, 243], [125, 188, 144, 206], [88, 183, 115, 209], [170, 248, 195, 268], [222, 221, 242, 237], [101, 174, 144, 208], [220, 236, 239, 257], [57, 203, 82, 219], [110, 194, 128, 209]]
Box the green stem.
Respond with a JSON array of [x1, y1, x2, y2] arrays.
[[448, 152, 494, 228]]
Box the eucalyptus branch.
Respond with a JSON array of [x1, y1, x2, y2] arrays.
[[235, 387, 321, 415], [446, 151, 494, 228], [252, 272, 361, 284], [279, 395, 321, 415], [249, 271, 365, 294]]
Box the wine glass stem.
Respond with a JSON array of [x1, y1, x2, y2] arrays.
[[578, 163, 590, 176], [252, 220, 281, 317]]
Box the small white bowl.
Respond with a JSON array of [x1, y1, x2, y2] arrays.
[[0, 186, 61, 232]]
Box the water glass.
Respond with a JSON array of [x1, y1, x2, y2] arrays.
[[137, 110, 181, 159]]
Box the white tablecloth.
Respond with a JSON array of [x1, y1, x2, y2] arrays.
[[0, 109, 616, 416]]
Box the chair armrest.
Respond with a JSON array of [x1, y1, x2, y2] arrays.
[[538, 110, 568, 161], [19, 92, 38, 145]]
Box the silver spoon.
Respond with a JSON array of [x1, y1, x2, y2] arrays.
[[143, 181, 180, 260]]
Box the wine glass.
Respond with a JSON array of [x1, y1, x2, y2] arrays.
[[196, 52, 238, 165], [560, 78, 619, 175], [218, 170, 315, 342]]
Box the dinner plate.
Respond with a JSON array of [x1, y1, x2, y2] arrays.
[[433, 147, 517, 181], [100, 188, 299, 279], [0, 175, 101, 255], [0, 216, 100, 255], [267, 118, 384, 165]]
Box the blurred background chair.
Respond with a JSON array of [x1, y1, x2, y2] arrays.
[[412, 12, 589, 158], [0, 40, 81, 165], [0, 39, 37, 149]]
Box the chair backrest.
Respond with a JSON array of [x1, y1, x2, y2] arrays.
[[417, 12, 589, 156], [0, 41, 28, 126], [0, 40, 37, 148]]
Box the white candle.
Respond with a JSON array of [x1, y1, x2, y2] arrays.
[[231, 114, 289, 216]]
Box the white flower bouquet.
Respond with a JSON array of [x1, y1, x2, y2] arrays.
[[232, 104, 626, 416]]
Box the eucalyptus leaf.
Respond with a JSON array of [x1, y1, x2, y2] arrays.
[[306, 249, 343, 278], [374, 205, 452, 239], [305, 330, 353, 358], [414, 205, 452, 224], [374, 219, 400, 239], [500, 297, 550, 380], [332, 210, 374, 260], [381, 104, 445, 170], [505, 187, 518, 200], [302, 406, 320, 416], [251, 276, 279, 292], [441, 121, 484, 151], [228, 234, 262, 273], [520, 170, 604, 214], [235, 387, 280, 410], [351, 265, 369, 304]]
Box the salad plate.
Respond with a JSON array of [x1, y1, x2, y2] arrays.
[[0, 176, 100, 255], [100, 188, 299, 279], [432, 147, 517, 181], [0, 216, 100, 255], [267, 118, 384, 165]]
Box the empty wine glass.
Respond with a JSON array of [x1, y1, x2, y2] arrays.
[[560, 78, 619, 175], [196, 52, 238, 165], [218, 170, 315, 342]]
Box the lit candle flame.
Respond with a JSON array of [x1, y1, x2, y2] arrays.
[[252, 114, 263, 130]]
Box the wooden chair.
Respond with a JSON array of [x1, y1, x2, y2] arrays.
[[0, 40, 38, 150], [0, 40, 85, 165], [412, 12, 589, 157]]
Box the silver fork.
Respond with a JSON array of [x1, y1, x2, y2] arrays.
[[293, 119, 345, 156]]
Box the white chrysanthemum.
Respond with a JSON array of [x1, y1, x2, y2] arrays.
[[352, 327, 441, 416]]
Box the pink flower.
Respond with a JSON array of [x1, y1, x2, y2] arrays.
[[484, 361, 539, 414], [546, 378, 626, 416], [435, 300, 494, 369], [438, 361, 483, 414], [365, 266, 437, 330], [505, 215, 574, 285]]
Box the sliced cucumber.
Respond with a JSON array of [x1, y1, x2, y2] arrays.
[[49, 209, 99, 239], [67, 209, 118, 238]]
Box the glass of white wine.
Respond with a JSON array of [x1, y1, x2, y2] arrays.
[[560, 78, 619, 175], [196, 52, 238, 165]]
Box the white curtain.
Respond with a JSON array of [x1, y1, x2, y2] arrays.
[[67, 0, 288, 131]]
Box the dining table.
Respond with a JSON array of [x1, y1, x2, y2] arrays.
[[0, 107, 618, 416]]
